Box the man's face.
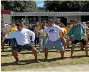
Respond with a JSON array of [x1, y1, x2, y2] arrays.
[[73, 23, 77, 26], [48, 21, 53, 26], [36, 22, 39, 26], [16, 25, 23, 31], [11, 24, 16, 27], [42, 21, 46, 25]]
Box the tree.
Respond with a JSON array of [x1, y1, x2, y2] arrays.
[[44, 1, 61, 12], [1, 1, 37, 12], [1, 4, 4, 10], [82, 1, 89, 12], [44, 1, 89, 12]]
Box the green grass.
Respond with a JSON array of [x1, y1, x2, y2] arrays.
[[1, 47, 89, 71]]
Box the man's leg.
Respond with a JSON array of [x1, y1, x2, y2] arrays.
[[44, 40, 53, 59], [12, 50, 20, 63], [70, 40, 78, 57], [35, 37, 37, 47], [37, 37, 39, 44], [1, 36, 5, 51], [60, 51, 64, 59], [61, 37, 66, 50], [66, 38, 70, 48], [80, 39, 88, 56], [84, 45, 88, 56], [56, 39, 65, 58], [71, 44, 75, 57], [44, 48, 48, 59], [80, 42, 84, 51], [1, 35, 5, 51], [8, 39, 11, 47], [39, 37, 42, 52], [1, 41, 5, 51], [32, 47, 38, 61]]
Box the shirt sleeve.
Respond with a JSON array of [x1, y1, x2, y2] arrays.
[[5, 32, 15, 39], [80, 24, 86, 33], [57, 26, 63, 32], [58, 27, 64, 38], [28, 30, 35, 41]]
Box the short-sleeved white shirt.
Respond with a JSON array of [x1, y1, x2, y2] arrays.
[[43, 24, 62, 41]]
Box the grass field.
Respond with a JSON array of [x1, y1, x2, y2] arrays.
[[1, 44, 89, 71]]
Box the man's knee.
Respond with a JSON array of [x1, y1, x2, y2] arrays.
[[12, 50, 19, 56], [32, 48, 37, 52], [83, 45, 88, 48]]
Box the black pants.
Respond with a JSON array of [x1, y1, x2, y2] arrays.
[[4, 39, 11, 47], [35, 37, 39, 47], [72, 39, 86, 45]]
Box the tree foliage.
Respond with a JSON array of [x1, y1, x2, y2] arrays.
[[44, 1, 89, 12], [1, 1, 37, 12]]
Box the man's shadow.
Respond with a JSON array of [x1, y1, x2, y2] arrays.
[[1, 55, 89, 66], [1, 59, 40, 66]]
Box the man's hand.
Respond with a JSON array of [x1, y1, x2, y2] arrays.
[[31, 41, 34, 43]]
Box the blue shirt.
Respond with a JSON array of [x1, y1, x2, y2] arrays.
[[68, 24, 86, 40]]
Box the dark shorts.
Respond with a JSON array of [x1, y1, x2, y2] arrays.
[[72, 39, 86, 45], [13, 44, 33, 52]]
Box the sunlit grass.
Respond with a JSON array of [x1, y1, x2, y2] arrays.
[[1, 46, 89, 71]]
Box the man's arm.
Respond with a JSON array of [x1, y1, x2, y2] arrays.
[[5, 32, 15, 39], [67, 27, 73, 38], [80, 24, 86, 33], [28, 30, 35, 42]]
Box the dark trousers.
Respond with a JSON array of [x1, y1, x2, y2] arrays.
[[35, 37, 39, 47]]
